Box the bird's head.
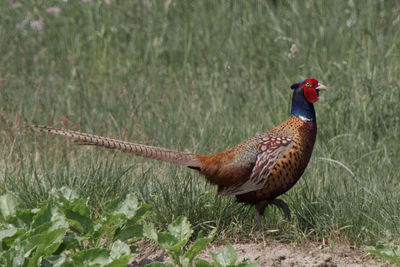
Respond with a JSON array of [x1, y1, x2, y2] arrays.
[[290, 78, 328, 104], [289, 78, 328, 122]]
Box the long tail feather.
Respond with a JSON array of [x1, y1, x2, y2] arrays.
[[29, 125, 202, 168]]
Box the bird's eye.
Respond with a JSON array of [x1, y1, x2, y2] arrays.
[[305, 82, 312, 88]]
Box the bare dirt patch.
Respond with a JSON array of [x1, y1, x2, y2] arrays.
[[130, 240, 387, 267]]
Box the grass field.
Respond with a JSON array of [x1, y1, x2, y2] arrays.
[[1, 0, 399, 247]]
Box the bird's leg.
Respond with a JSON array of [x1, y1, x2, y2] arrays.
[[269, 198, 291, 220], [255, 200, 269, 229], [254, 199, 291, 229], [255, 211, 263, 229]]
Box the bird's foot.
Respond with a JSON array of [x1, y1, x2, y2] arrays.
[[254, 199, 291, 230], [269, 198, 291, 220]]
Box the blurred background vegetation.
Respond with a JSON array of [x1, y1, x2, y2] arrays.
[[0, 0, 399, 245]]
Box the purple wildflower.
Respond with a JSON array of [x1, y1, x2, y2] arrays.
[[30, 20, 43, 30]]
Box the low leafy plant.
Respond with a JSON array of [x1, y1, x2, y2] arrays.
[[0, 188, 151, 266], [144, 216, 215, 267], [144, 216, 257, 267], [0, 189, 257, 266], [364, 244, 400, 265], [194, 242, 257, 267]]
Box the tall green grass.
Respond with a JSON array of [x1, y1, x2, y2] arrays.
[[1, 0, 399, 245]]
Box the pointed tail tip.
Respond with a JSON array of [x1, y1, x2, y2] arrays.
[[25, 124, 40, 132], [26, 124, 52, 133]]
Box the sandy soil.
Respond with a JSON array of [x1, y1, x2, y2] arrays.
[[129, 240, 389, 267]]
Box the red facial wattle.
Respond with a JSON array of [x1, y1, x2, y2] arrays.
[[304, 87, 318, 103], [301, 78, 319, 103]]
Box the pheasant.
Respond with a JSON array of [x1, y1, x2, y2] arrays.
[[30, 78, 327, 227]]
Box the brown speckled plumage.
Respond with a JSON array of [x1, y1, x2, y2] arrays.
[[194, 116, 317, 223], [29, 78, 327, 227]]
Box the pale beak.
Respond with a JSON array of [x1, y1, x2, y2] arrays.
[[316, 83, 328, 91]]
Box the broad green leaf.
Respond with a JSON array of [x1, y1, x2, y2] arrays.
[[30, 221, 62, 237], [162, 216, 193, 252], [6, 208, 36, 229], [50, 187, 93, 234], [51, 186, 80, 201], [101, 241, 131, 267], [185, 229, 216, 264], [25, 228, 67, 266], [167, 216, 193, 243], [53, 233, 84, 255], [31, 228, 67, 254], [104, 255, 131, 267], [94, 214, 127, 242], [143, 223, 158, 242], [211, 242, 237, 266], [31, 203, 68, 231], [365, 244, 400, 265], [145, 262, 176, 267], [0, 247, 25, 266], [71, 248, 111, 265], [42, 255, 75, 267], [1, 228, 26, 249], [115, 224, 144, 242], [20, 228, 66, 255], [0, 224, 18, 242], [103, 214, 126, 229], [29, 204, 69, 238], [184, 236, 214, 263], [61, 198, 91, 219], [194, 258, 214, 267], [126, 204, 152, 225], [61, 198, 94, 234], [144, 217, 195, 259], [157, 232, 179, 250], [110, 240, 130, 258], [0, 193, 19, 220], [2, 227, 66, 266], [104, 193, 139, 218]]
